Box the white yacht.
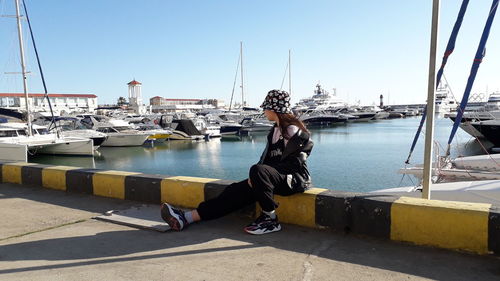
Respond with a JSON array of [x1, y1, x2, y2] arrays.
[[294, 84, 347, 111], [299, 109, 351, 125], [193, 117, 221, 138], [240, 117, 274, 133], [134, 123, 173, 143], [435, 82, 457, 114], [82, 116, 152, 147], [33, 116, 107, 149], [485, 91, 500, 111]]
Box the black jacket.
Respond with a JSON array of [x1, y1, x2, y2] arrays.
[[258, 127, 314, 191]]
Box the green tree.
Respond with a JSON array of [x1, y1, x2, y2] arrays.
[[117, 97, 128, 106]]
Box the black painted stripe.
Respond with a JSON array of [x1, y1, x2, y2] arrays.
[[488, 205, 500, 255], [125, 174, 169, 203], [316, 190, 361, 232], [349, 194, 398, 239], [66, 168, 99, 194], [21, 164, 51, 186], [316, 190, 398, 239], [203, 179, 234, 201]]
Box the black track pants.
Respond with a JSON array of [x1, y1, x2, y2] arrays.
[[197, 164, 297, 220]]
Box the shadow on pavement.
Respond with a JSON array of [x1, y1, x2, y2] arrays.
[[1, 184, 500, 280]]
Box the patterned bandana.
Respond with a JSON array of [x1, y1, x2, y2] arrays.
[[260, 90, 292, 114]]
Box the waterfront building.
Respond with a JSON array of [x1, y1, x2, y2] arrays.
[[150, 97, 225, 113], [0, 92, 97, 115]]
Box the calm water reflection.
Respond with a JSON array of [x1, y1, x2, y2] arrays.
[[31, 116, 485, 192]]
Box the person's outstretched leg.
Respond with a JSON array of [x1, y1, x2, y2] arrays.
[[161, 179, 256, 231]]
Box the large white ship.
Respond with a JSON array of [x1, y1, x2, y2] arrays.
[[294, 84, 347, 111]]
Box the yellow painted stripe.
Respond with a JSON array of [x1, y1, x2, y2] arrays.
[[93, 170, 141, 199], [274, 188, 327, 228], [161, 176, 217, 208], [2, 162, 37, 184], [391, 196, 491, 254], [42, 166, 80, 191]]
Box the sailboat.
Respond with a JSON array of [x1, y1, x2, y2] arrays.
[[220, 42, 246, 137], [0, 0, 93, 161]]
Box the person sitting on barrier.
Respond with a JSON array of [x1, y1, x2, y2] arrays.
[[160, 89, 314, 235]]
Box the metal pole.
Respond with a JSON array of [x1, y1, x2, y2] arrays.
[[288, 49, 291, 95], [422, 0, 440, 199], [240, 41, 244, 106], [14, 0, 32, 136]]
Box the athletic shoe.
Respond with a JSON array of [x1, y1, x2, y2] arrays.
[[244, 213, 281, 235], [160, 203, 188, 231], [244, 212, 271, 228]]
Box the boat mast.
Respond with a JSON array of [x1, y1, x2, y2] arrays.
[[288, 49, 292, 95], [240, 41, 245, 107], [14, 0, 32, 136], [422, 0, 440, 199]]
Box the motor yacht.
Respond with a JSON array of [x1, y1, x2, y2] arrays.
[[81, 116, 152, 147]]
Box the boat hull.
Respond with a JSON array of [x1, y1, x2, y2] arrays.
[[301, 116, 344, 126], [372, 180, 500, 205], [470, 122, 500, 146], [101, 134, 150, 147], [220, 126, 242, 135], [0, 143, 28, 162], [35, 138, 94, 156]]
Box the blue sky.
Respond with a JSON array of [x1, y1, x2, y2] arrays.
[[1, 0, 500, 107]]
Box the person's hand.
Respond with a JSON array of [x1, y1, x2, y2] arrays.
[[247, 178, 252, 187]]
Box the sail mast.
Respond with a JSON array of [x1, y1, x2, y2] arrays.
[[240, 41, 244, 106], [422, 0, 440, 199], [14, 0, 32, 136], [288, 49, 291, 95]]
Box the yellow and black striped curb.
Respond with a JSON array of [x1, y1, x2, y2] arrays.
[[1, 161, 498, 255]]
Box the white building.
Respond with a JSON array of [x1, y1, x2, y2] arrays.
[[149, 97, 224, 113], [0, 93, 98, 114]]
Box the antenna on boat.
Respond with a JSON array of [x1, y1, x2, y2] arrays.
[[422, 0, 441, 199], [14, 0, 32, 136]]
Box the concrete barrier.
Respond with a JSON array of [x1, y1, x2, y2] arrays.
[[1, 161, 498, 255]]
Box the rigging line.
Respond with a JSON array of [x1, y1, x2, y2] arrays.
[[447, 0, 499, 156], [442, 73, 459, 104], [21, 0, 59, 135], [397, 173, 407, 187], [229, 51, 241, 111], [407, 173, 416, 188], [280, 59, 289, 90], [405, 0, 471, 165]]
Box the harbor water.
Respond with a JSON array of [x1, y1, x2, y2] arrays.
[[30, 116, 482, 193]]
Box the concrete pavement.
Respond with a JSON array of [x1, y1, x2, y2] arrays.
[[1, 183, 499, 281]]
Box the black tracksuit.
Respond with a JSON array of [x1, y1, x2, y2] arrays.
[[197, 126, 314, 220]]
